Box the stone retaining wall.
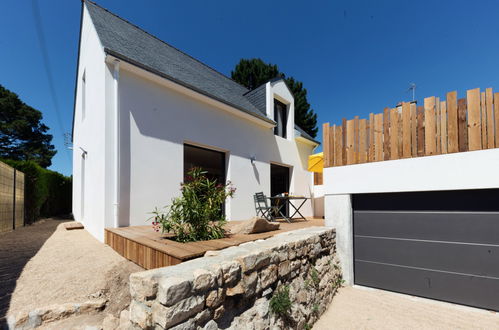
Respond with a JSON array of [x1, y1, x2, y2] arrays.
[[128, 227, 340, 329]]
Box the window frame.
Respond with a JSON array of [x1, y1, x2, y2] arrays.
[[273, 99, 288, 138]]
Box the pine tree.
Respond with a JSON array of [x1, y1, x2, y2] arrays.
[[0, 84, 56, 167]]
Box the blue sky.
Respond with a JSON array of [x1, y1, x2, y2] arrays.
[[2, 0, 499, 176]]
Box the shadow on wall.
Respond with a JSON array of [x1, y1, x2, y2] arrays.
[[0, 218, 68, 326], [118, 71, 292, 226]]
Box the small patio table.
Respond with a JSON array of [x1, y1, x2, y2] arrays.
[[268, 196, 309, 223]]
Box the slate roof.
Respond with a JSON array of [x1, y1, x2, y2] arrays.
[[83, 0, 318, 144], [244, 84, 267, 115]]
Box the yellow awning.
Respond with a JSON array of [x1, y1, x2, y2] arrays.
[[308, 152, 323, 173]]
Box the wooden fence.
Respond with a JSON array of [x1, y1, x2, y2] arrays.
[[323, 87, 499, 167], [0, 161, 24, 233]]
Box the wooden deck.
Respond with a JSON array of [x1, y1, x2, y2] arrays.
[[105, 218, 324, 269]]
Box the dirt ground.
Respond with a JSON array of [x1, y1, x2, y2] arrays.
[[313, 286, 499, 330], [0, 218, 142, 326]]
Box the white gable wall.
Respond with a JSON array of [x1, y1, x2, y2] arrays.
[[116, 67, 315, 230], [72, 6, 113, 242]]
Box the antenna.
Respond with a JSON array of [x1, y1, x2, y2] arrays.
[[64, 132, 73, 150], [407, 83, 416, 101]]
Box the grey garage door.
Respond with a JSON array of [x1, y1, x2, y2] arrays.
[[353, 189, 499, 311]]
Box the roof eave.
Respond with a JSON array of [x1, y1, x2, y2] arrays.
[[104, 49, 276, 127], [295, 135, 320, 146]]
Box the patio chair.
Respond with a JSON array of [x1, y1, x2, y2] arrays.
[[254, 192, 277, 222]]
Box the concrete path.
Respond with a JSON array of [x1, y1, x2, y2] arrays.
[[314, 286, 499, 330]]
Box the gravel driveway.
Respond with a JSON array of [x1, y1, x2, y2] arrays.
[[0, 219, 65, 325], [314, 286, 499, 329], [0, 218, 142, 328]]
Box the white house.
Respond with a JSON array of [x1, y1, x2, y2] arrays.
[[72, 1, 320, 242]]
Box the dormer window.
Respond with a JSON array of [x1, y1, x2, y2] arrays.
[[274, 99, 287, 138]]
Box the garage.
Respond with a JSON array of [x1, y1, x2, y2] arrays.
[[353, 189, 499, 311]]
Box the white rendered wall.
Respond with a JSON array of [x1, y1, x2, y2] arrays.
[[312, 184, 324, 218], [117, 68, 315, 228], [324, 148, 499, 195], [72, 5, 110, 242]]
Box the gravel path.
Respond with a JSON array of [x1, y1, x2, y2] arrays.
[[0, 219, 64, 324], [0, 218, 142, 327], [314, 286, 499, 329]]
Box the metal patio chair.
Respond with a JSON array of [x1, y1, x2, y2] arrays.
[[254, 192, 278, 222]]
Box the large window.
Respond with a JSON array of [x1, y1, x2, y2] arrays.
[[184, 144, 226, 216], [184, 144, 225, 185], [274, 99, 287, 138]]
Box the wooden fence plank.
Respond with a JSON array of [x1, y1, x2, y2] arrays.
[[354, 116, 359, 163], [467, 88, 481, 151], [447, 91, 459, 153], [322, 123, 330, 167], [390, 108, 399, 160], [359, 119, 367, 163], [458, 98, 468, 152], [481, 91, 487, 148], [486, 88, 494, 148], [374, 113, 384, 161], [410, 103, 417, 156], [398, 109, 403, 158], [424, 97, 436, 155], [440, 101, 448, 154], [329, 125, 335, 166], [342, 118, 347, 165], [369, 113, 375, 162], [402, 102, 411, 158], [383, 108, 391, 160], [495, 93, 499, 149], [436, 97, 441, 154], [346, 119, 355, 165], [334, 125, 343, 166], [417, 106, 425, 156]]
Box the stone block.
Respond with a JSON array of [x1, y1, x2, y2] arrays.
[[258, 265, 277, 290], [152, 295, 204, 329], [157, 277, 192, 307], [193, 269, 217, 292], [129, 300, 152, 329]]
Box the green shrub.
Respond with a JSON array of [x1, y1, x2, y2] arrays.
[[310, 267, 320, 287], [2, 159, 72, 224], [150, 167, 235, 242], [269, 285, 292, 317]]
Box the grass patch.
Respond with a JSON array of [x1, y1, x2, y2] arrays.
[[269, 285, 292, 317]]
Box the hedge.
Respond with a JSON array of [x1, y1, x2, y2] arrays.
[[2, 159, 72, 224]]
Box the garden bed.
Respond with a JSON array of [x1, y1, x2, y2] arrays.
[[105, 218, 324, 269]]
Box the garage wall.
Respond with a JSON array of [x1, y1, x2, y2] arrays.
[[324, 148, 499, 287]]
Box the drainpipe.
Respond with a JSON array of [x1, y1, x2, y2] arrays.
[[113, 59, 120, 228]]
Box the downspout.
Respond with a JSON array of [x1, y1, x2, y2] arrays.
[[113, 59, 120, 228]]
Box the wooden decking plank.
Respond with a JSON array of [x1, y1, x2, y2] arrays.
[[105, 219, 325, 267]]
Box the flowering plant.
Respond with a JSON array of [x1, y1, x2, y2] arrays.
[[150, 167, 236, 242]]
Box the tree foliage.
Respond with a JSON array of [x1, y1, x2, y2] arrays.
[[231, 58, 318, 138], [2, 159, 72, 224], [0, 84, 56, 168]]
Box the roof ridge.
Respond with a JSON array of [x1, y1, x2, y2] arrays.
[[83, 0, 250, 93]]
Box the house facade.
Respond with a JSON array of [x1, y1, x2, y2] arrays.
[[72, 1, 319, 242]]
